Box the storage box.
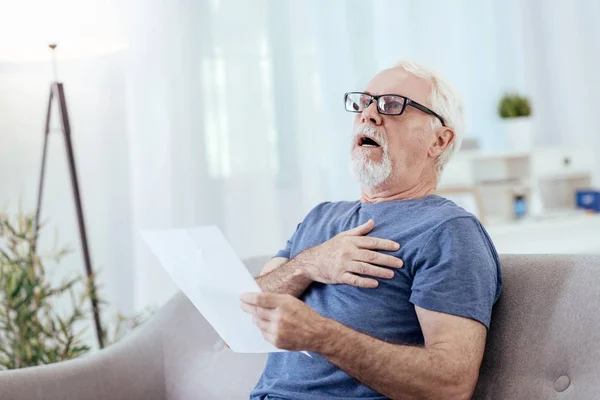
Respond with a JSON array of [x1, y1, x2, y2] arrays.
[[576, 190, 600, 213]]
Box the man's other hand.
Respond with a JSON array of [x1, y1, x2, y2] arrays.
[[240, 292, 328, 352], [298, 219, 404, 288]]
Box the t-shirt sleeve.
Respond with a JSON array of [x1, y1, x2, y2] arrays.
[[274, 202, 332, 259], [275, 222, 301, 259], [409, 216, 501, 329]]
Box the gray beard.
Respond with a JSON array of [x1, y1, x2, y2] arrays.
[[349, 125, 393, 189], [350, 150, 393, 189]]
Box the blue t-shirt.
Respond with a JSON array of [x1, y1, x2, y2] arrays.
[[251, 195, 502, 400]]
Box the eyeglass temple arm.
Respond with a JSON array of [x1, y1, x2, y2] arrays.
[[407, 100, 446, 126]]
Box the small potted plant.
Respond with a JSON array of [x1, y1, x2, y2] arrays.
[[498, 93, 533, 151]]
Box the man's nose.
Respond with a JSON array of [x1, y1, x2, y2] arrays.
[[361, 102, 383, 126]]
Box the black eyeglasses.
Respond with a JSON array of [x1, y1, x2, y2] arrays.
[[344, 92, 446, 127]]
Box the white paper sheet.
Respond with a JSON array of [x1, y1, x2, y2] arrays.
[[141, 225, 285, 353]]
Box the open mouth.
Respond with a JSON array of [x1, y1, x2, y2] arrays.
[[357, 136, 381, 148]]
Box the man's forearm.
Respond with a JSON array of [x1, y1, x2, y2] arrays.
[[314, 319, 476, 400], [256, 258, 313, 297]]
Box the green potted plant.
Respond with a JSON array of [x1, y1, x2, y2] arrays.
[[0, 211, 149, 370], [498, 93, 533, 151]]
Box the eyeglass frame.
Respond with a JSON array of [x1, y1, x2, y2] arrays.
[[344, 92, 446, 127]]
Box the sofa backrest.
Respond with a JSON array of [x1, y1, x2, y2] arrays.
[[157, 255, 600, 399], [474, 255, 600, 399]]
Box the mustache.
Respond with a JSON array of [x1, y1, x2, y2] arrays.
[[352, 125, 387, 147]]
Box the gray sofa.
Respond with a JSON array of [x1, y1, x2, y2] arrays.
[[1, 255, 599, 399]]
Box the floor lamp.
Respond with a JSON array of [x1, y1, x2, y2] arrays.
[[33, 44, 105, 349]]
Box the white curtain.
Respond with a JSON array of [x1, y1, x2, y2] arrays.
[[521, 0, 600, 162], [3, 0, 597, 316], [126, 0, 542, 310]]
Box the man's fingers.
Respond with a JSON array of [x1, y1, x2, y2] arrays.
[[240, 302, 255, 314], [253, 314, 272, 331], [340, 272, 379, 288], [240, 302, 273, 318], [255, 305, 274, 321], [240, 292, 280, 308], [355, 250, 404, 269], [349, 262, 395, 279], [340, 219, 375, 237], [351, 236, 400, 251], [262, 332, 277, 347]]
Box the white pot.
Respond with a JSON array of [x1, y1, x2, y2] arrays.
[[503, 117, 533, 152]]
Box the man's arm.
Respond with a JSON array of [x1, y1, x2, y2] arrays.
[[255, 219, 403, 297], [312, 217, 497, 399], [255, 257, 313, 298], [240, 292, 486, 400], [257, 257, 288, 277], [316, 306, 486, 400]]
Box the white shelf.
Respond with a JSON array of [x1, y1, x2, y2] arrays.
[[538, 171, 592, 181], [440, 147, 596, 223]]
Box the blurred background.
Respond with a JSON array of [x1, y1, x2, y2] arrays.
[[1, 0, 599, 352]]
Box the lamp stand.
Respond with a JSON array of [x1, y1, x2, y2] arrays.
[[33, 44, 105, 349]]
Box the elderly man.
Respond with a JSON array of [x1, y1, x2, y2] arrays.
[[240, 60, 502, 400]]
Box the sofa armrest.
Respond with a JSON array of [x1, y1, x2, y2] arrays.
[[0, 328, 165, 400]]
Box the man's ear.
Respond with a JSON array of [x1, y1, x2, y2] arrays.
[[428, 127, 455, 159]]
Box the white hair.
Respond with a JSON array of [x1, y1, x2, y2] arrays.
[[395, 60, 465, 176]]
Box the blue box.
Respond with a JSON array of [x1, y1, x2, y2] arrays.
[[576, 190, 600, 213]]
